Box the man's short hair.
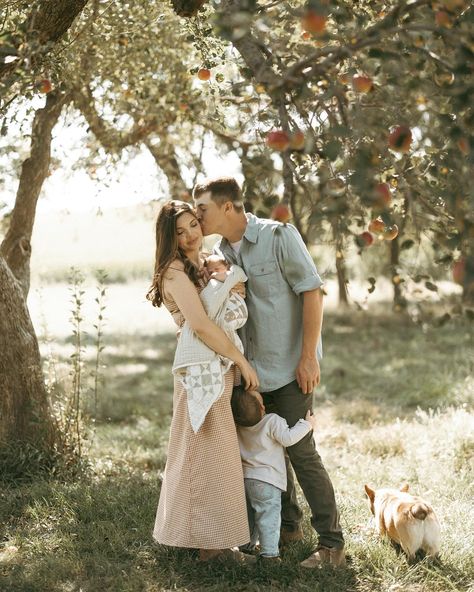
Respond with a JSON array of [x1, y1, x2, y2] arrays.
[[193, 177, 244, 212], [231, 387, 262, 427]]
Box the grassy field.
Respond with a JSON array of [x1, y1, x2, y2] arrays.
[[1, 300, 473, 592]]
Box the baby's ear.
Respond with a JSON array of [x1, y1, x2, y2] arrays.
[[364, 484, 375, 502], [400, 483, 409, 492]]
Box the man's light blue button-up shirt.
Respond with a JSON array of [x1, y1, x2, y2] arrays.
[[215, 214, 323, 392]]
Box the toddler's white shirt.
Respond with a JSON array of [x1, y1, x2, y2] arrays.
[[237, 413, 312, 491]]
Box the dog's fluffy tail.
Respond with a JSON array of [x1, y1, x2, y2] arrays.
[[410, 503, 429, 521]]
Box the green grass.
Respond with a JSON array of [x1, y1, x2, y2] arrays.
[[1, 311, 473, 591]]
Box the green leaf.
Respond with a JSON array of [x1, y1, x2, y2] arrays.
[[323, 140, 342, 161]]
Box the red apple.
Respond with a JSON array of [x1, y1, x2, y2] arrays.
[[289, 130, 305, 150], [266, 130, 290, 151], [36, 79, 52, 94], [388, 125, 412, 153], [271, 203, 291, 223], [452, 258, 465, 285], [301, 10, 327, 34], [373, 183, 392, 210], [383, 224, 399, 241], [352, 75, 373, 93], [368, 218, 385, 235], [435, 10, 452, 26], [358, 231, 374, 247], [457, 137, 470, 155], [197, 68, 211, 81]]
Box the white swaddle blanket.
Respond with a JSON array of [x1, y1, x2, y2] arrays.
[[172, 265, 248, 433]]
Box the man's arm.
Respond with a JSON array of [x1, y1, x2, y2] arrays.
[[274, 225, 324, 394], [297, 288, 323, 394]]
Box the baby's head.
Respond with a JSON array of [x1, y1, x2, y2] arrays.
[[231, 387, 265, 427], [204, 254, 230, 275]]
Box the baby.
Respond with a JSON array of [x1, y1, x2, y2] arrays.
[[203, 253, 231, 282], [231, 387, 316, 563]]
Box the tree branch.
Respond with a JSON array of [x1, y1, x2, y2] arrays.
[[72, 85, 158, 153], [0, 0, 90, 84]]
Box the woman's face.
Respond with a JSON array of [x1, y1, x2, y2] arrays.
[[176, 211, 203, 254]]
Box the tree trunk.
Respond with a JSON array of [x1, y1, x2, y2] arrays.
[[0, 257, 56, 450], [390, 236, 407, 310], [0, 0, 90, 83], [0, 93, 68, 459], [332, 221, 348, 306], [145, 138, 189, 198], [462, 252, 474, 305], [0, 91, 69, 297]]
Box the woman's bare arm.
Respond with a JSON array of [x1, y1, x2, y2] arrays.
[[164, 264, 258, 390]]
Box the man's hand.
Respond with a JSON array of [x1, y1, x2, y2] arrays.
[[296, 355, 320, 395]]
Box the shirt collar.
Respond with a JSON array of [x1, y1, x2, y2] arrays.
[[242, 213, 259, 244], [219, 212, 260, 253]]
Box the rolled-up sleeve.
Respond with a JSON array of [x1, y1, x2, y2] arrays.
[[275, 224, 323, 295]]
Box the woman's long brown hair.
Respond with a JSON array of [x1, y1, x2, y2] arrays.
[[146, 200, 201, 307]]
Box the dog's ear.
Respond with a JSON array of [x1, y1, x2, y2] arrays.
[[400, 483, 409, 492], [364, 484, 375, 502]]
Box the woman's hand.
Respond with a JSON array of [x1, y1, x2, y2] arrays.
[[237, 358, 259, 391], [230, 281, 246, 298]]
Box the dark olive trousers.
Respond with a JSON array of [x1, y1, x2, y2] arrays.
[[262, 380, 344, 549]]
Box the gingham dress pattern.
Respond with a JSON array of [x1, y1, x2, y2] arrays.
[[153, 283, 250, 549]]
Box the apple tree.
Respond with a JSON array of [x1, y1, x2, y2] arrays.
[[174, 0, 473, 308]]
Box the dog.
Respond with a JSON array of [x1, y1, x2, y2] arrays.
[[364, 484, 441, 562]]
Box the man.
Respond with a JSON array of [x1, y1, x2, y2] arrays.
[[193, 177, 345, 568]]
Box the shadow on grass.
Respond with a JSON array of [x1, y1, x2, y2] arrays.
[[49, 332, 177, 425], [0, 474, 360, 592], [321, 311, 473, 424], [45, 312, 473, 430]]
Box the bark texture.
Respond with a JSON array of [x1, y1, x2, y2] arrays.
[[145, 138, 189, 198], [0, 257, 55, 449], [0, 91, 69, 297]]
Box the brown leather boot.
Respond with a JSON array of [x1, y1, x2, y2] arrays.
[[300, 545, 346, 568]]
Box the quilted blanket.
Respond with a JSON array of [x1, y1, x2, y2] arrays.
[[172, 265, 248, 433]]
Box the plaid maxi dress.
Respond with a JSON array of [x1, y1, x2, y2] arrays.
[[153, 281, 250, 549]]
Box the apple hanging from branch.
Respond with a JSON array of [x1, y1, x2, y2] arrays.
[[388, 125, 412, 153], [301, 9, 327, 34], [266, 130, 290, 151], [352, 75, 373, 93], [197, 68, 211, 81], [271, 202, 291, 223]]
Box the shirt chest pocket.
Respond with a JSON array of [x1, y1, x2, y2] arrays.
[[249, 260, 279, 298]]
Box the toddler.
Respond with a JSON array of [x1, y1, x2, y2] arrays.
[[231, 387, 316, 562]]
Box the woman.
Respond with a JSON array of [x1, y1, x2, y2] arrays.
[[146, 200, 258, 562]]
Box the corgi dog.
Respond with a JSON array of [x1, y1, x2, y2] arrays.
[[364, 484, 441, 562]]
